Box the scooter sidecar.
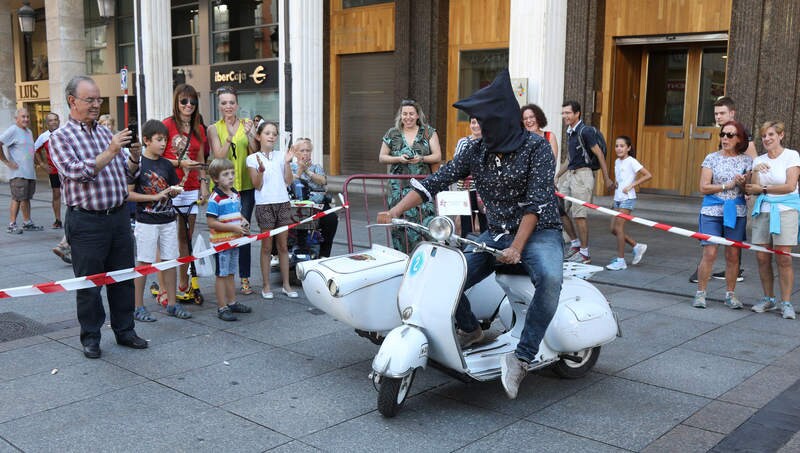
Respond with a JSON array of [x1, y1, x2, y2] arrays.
[[296, 244, 408, 332]]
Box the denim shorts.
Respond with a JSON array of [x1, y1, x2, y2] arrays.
[[214, 248, 239, 277], [613, 199, 636, 211], [698, 214, 746, 245]]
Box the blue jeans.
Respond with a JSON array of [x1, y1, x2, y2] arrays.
[[238, 189, 255, 279], [456, 228, 563, 363]]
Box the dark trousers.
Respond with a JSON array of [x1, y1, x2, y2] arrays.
[[65, 207, 136, 346], [318, 212, 339, 257], [238, 189, 255, 279]]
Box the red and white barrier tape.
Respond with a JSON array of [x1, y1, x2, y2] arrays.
[[0, 203, 347, 299], [557, 192, 800, 258]]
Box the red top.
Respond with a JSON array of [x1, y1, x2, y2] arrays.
[[162, 116, 207, 191], [37, 140, 58, 175]]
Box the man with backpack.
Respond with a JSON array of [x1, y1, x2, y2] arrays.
[[557, 100, 613, 264]]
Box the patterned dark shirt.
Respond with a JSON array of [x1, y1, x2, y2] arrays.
[[414, 132, 561, 233]]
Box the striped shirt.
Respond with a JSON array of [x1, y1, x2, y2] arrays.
[[207, 187, 243, 244], [49, 117, 137, 211]]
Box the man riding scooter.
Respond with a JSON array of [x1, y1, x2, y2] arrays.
[[377, 69, 563, 399]]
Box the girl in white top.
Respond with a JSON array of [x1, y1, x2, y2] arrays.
[[246, 121, 299, 299], [744, 121, 800, 319], [607, 136, 653, 270]]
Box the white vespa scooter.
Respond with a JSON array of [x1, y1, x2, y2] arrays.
[[370, 216, 619, 417], [297, 215, 620, 418]]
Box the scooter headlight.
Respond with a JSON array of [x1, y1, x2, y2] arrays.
[[327, 278, 339, 297], [428, 216, 454, 242]]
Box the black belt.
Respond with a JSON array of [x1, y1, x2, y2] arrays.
[[69, 205, 124, 215]]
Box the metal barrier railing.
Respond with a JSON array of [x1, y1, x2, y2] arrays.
[[342, 174, 428, 253]]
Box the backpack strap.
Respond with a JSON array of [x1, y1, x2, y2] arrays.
[[575, 123, 592, 166]]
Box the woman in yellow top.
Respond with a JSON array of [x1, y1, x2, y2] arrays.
[[207, 86, 258, 295]]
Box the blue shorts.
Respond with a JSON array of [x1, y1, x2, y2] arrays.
[[613, 199, 636, 211], [214, 248, 239, 277], [698, 214, 746, 245]]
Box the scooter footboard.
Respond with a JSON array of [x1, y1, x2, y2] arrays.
[[372, 325, 428, 378]]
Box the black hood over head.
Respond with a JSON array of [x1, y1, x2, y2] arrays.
[[452, 69, 525, 153]]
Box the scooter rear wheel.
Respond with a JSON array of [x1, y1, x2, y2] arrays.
[[377, 370, 415, 418], [552, 346, 600, 379]]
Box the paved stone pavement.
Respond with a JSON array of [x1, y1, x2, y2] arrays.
[[1, 180, 799, 452]]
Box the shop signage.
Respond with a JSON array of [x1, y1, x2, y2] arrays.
[[210, 60, 278, 91], [16, 82, 49, 101]]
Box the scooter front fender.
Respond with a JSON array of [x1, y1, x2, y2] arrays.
[[372, 325, 428, 379]]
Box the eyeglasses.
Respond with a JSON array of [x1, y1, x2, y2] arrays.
[[74, 97, 104, 105], [179, 98, 198, 106], [719, 132, 737, 139], [400, 99, 416, 106], [229, 142, 236, 159]]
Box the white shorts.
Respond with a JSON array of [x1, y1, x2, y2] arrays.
[[134, 221, 179, 263], [171, 189, 199, 215]]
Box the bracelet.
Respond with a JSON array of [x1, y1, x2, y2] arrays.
[[721, 183, 726, 191]]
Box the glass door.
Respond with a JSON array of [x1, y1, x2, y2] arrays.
[[636, 44, 727, 195]]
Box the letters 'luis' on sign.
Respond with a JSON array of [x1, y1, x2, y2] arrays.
[[210, 60, 278, 91]]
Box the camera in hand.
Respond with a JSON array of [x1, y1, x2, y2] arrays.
[[128, 122, 139, 144]]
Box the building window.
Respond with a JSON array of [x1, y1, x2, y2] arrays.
[[342, 0, 392, 7], [116, 0, 136, 70], [211, 0, 279, 63], [172, 0, 200, 66], [84, 0, 109, 75], [457, 49, 509, 121]]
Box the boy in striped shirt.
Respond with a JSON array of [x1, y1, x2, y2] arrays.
[[206, 159, 252, 321]]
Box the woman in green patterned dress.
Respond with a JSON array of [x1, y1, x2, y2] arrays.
[[378, 100, 442, 253]]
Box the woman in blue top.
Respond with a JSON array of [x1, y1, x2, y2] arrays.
[[694, 120, 752, 309]]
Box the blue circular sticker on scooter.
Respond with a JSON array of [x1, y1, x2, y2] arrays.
[[409, 252, 424, 276]]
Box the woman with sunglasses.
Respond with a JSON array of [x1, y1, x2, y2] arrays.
[[163, 84, 208, 298], [693, 120, 752, 310], [207, 86, 258, 295], [744, 121, 800, 320], [378, 99, 442, 253]]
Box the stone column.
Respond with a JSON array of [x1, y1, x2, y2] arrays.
[[0, 0, 14, 181], [509, 0, 568, 145], [139, 0, 173, 121], [289, 0, 323, 164], [45, 0, 85, 122]]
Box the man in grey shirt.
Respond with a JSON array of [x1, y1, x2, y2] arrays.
[[0, 108, 45, 234]]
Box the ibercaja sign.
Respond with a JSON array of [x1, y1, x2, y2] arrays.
[[210, 60, 279, 91]]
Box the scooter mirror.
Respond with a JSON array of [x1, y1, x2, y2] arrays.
[[428, 216, 454, 242]]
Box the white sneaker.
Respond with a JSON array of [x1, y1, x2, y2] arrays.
[[500, 352, 528, 399], [751, 296, 777, 313], [632, 243, 648, 265], [782, 302, 796, 320], [605, 258, 627, 271], [693, 291, 707, 309]]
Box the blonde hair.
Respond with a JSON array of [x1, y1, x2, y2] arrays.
[[759, 121, 785, 138], [208, 158, 234, 181], [393, 100, 429, 132], [98, 114, 115, 130]]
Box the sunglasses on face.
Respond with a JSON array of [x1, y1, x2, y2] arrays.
[[719, 132, 737, 139], [179, 98, 198, 106]]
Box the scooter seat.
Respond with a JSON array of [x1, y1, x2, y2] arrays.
[[494, 263, 528, 276]]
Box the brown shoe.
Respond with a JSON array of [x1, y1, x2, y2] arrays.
[[457, 328, 484, 348]]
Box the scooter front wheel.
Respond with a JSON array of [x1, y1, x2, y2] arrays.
[[377, 370, 416, 418], [552, 346, 600, 379]]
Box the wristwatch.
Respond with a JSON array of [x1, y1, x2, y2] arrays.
[[762, 186, 768, 194]]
